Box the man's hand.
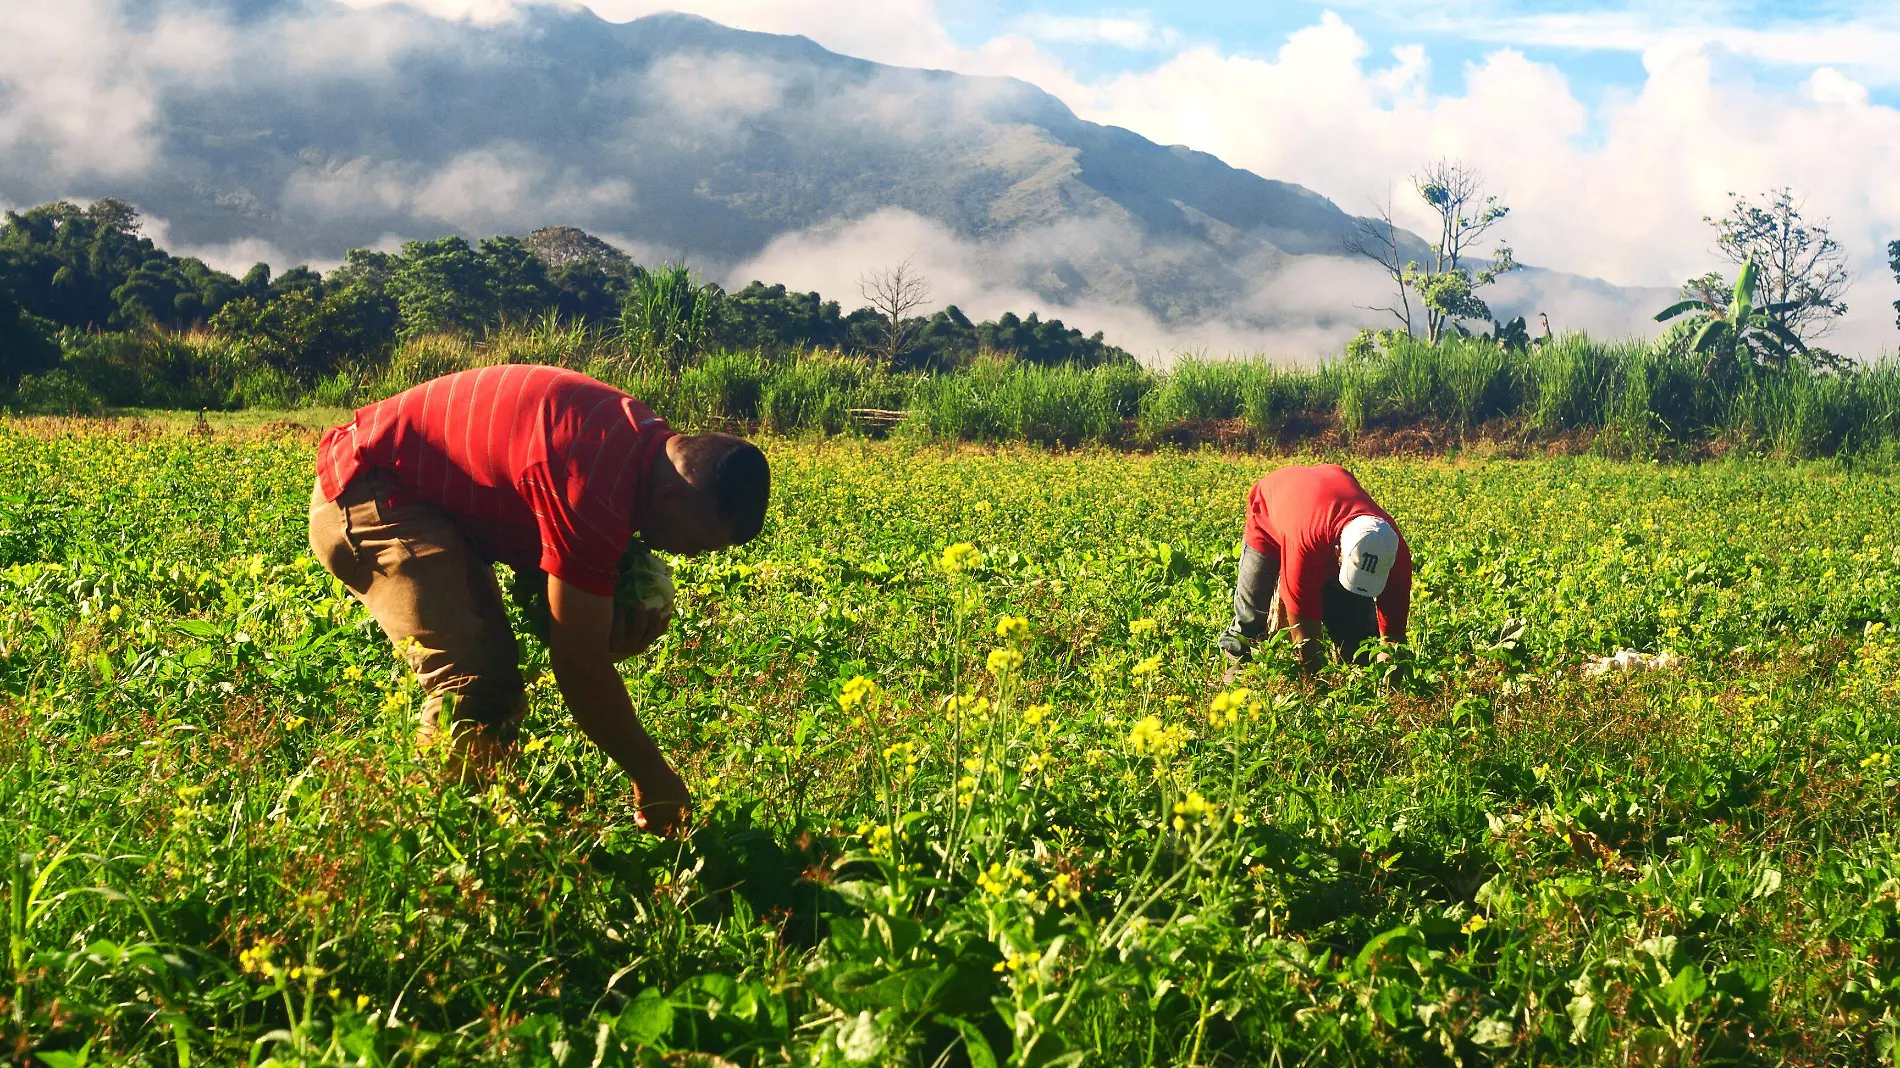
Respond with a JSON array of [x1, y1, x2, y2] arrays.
[[632, 760, 692, 836], [1286, 616, 1326, 675], [609, 603, 671, 662], [547, 575, 692, 838]]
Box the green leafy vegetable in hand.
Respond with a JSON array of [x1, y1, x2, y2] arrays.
[[510, 537, 673, 643]]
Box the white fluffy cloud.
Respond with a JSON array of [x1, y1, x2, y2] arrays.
[[7, 0, 1896, 356], [1006, 13, 1180, 51], [0, 0, 232, 178], [727, 207, 1405, 362], [1395, 4, 1900, 88], [1052, 14, 1900, 356], [553, 0, 1900, 354], [281, 144, 633, 235]]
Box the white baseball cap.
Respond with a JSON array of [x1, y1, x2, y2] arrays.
[[1338, 515, 1400, 598]]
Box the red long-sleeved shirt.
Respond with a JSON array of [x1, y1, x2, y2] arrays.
[[1243, 464, 1412, 640], [315, 365, 675, 597]]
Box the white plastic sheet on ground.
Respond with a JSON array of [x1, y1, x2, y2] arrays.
[[1583, 649, 1683, 677]]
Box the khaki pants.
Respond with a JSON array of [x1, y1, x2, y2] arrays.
[[308, 471, 526, 748]]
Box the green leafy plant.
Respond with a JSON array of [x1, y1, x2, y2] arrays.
[[1653, 256, 1809, 376]]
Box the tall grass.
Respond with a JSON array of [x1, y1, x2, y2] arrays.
[[12, 324, 1900, 459]]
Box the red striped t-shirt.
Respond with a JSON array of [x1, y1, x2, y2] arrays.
[[314, 365, 675, 597], [1243, 464, 1413, 641]]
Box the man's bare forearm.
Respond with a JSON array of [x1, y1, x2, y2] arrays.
[[552, 652, 670, 781], [1287, 617, 1325, 673]]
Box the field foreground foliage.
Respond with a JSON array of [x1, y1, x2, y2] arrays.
[[4, 423, 1900, 1066]]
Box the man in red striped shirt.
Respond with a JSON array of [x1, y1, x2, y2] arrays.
[[308, 364, 769, 837], [1218, 464, 1412, 674]]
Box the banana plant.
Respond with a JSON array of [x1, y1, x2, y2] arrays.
[[1653, 256, 1809, 376]]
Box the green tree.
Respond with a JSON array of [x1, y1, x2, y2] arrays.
[[721, 282, 848, 352], [478, 236, 555, 325], [0, 283, 58, 388], [1889, 239, 1898, 332], [209, 285, 391, 379], [1702, 188, 1849, 343], [523, 226, 635, 324], [1653, 256, 1809, 376], [322, 250, 402, 351], [1347, 161, 1517, 343], [0, 200, 245, 331], [391, 237, 495, 338]]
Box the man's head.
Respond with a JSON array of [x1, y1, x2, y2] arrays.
[[1337, 515, 1400, 599], [644, 432, 770, 555]]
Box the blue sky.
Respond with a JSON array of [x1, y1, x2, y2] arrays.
[[938, 0, 1900, 109]]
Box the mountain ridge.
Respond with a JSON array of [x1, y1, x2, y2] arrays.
[[3, 1, 1661, 353]]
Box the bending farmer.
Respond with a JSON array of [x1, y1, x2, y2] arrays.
[[1218, 463, 1411, 672], [307, 364, 769, 836]]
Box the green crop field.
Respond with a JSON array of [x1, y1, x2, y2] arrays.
[[4, 420, 1900, 1066]]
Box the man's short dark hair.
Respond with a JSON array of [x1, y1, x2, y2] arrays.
[[706, 440, 769, 544]]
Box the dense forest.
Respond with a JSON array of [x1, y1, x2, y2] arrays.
[[0, 198, 1131, 391], [4, 199, 1900, 463]]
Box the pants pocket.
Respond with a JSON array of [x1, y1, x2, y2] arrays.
[[309, 481, 369, 592]]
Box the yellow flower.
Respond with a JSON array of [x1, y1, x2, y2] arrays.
[[947, 694, 992, 720], [238, 940, 279, 979], [1130, 655, 1162, 678], [1461, 915, 1490, 935], [857, 823, 894, 853], [1022, 703, 1050, 726], [995, 615, 1029, 640], [1129, 618, 1157, 636], [1171, 790, 1213, 831], [977, 863, 1010, 895], [987, 648, 1023, 676], [284, 715, 307, 731], [1209, 688, 1252, 715], [882, 741, 919, 777], [837, 675, 879, 712], [521, 735, 547, 754], [994, 949, 1044, 975], [1127, 715, 1187, 758], [939, 542, 984, 575]]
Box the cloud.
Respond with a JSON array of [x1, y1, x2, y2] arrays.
[[727, 207, 1405, 362], [646, 52, 786, 128], [0, 0, 231, 180], [1007, 13, 1180, 51], [282, 144, 633, 236], [334, 0, 533, 27], [1054, 14, 1900, 355], [1391, 5, 1900, 88], [140, 217, 298, 276]]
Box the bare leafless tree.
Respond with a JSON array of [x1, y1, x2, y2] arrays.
[[1344, 195, 1416, 336], [859, 257, 932, 366]]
